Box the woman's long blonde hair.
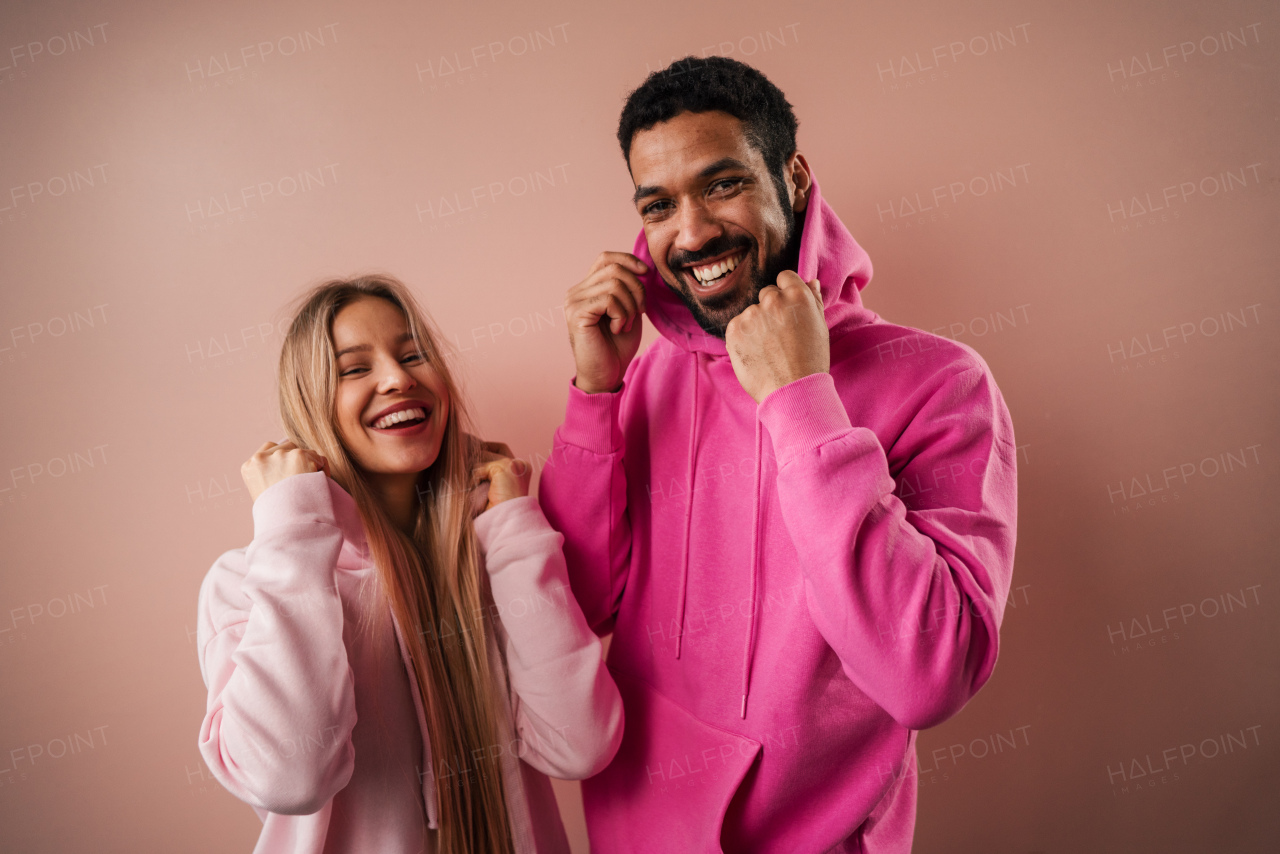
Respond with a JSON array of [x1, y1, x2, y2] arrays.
[[277, 274, 514, 854]]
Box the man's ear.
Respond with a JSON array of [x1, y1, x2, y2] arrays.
[[787, 152, 812, 214]]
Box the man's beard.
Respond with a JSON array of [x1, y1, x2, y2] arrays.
[[660, 189, 801, 339]]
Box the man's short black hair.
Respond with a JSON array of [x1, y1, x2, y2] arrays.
[[617, 56, 799, 182]]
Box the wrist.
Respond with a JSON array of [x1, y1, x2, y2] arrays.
[[573, 375, 622, 395]]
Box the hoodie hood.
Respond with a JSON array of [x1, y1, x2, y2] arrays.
[[631, 172, 876, 356]]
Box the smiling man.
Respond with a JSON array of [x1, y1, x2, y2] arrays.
[[539, 57, 1018, 853]]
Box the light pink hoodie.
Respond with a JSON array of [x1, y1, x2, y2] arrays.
[[539, 174, 1018, 853], [196, 471, 624, 853]]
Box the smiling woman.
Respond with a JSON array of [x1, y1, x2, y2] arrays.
[[194, 274, 623, 854]]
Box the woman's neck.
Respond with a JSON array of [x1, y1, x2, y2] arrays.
[[369, 472, 420, 533]]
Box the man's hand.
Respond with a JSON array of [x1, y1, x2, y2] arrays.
[[564, 251, 648, 394], [241, 440, 329, 503], [725, 271, 829, 404]]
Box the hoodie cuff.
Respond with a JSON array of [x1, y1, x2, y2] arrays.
[[758, 372, 857, 468], [473, 496, 555, 563], [558, 377, 624, 455], [251, 471, 339, 537]]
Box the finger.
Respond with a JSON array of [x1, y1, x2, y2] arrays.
[[805, 277, 822, 302], [472, 459, 504, 482], [586, 292, 635, 336], [591, 251, 648, 276], [588, 268, 643, 317], [571, 282, 637, 331], [481, 441, 513, 459], [775, 270, 806, 291], [604, 259, 649, 314]]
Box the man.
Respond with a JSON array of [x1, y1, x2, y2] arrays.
[[539, 56, 1017, 853]]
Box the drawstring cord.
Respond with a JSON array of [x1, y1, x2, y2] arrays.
[[740, 416, 764, 718], [674, 352, 701, 659]]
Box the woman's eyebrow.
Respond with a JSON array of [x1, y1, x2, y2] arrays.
[[335, 331, 413, 358]]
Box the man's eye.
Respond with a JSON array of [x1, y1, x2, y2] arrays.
[[710, 178, 741, 195], [643, 200, 673, 216]]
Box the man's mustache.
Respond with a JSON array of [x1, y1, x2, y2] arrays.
[[668, 235, 753, 270]]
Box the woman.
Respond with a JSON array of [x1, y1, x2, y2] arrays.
[[195, 274, 623, 854]]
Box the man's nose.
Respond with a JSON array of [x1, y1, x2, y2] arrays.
[[672, 199, 722, 256]]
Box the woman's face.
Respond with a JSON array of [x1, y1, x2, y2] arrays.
[[331, 296, 450, 479]]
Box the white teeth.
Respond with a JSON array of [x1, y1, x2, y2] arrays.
[[373, 407, 426, 429], [692, 252, 742, 284]]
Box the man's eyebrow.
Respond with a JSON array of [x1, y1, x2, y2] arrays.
[[633, 183, 664, 206], [335, 331, 413, 358], [697, 157, 752, 180], [632, 157, 755, 206]]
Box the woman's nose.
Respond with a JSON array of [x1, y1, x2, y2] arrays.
[[376, 359, 417, 393]]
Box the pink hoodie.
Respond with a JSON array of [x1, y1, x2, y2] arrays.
[[538, 175, 1018, 853], [196, 471, 624, 853]]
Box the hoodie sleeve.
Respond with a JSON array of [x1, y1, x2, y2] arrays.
[[757, 368, 1017, 731], [474, 496, 624, 780], [538, 379, 631, 635], [196, 471, 357, 814]]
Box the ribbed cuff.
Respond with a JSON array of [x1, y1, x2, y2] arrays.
[[559, 377, 624, 455], [473, 496, 549, 562], [757, 372, 855, 467], [251, 470, 337, 536]]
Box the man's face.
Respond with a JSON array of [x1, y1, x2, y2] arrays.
[[628, 110, 806, 338]]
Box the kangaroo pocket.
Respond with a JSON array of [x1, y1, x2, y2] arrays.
[[582, 667, 761, 853]]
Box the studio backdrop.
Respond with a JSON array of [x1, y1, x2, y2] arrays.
[[0, 0, 1276, 851]]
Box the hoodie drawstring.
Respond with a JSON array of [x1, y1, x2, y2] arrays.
[[672, 350, 764, 720], [740, 416, 763, 718], [673, 352, 701, 659]]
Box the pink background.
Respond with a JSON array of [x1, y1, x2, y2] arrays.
[[1, 0, 1276, 851]]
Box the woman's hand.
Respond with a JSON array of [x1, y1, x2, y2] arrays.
[[472, 441, 530, 511], [241, 440, 330, 503]]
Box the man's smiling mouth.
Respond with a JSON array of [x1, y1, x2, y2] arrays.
[[687, 249, 747, 289]]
